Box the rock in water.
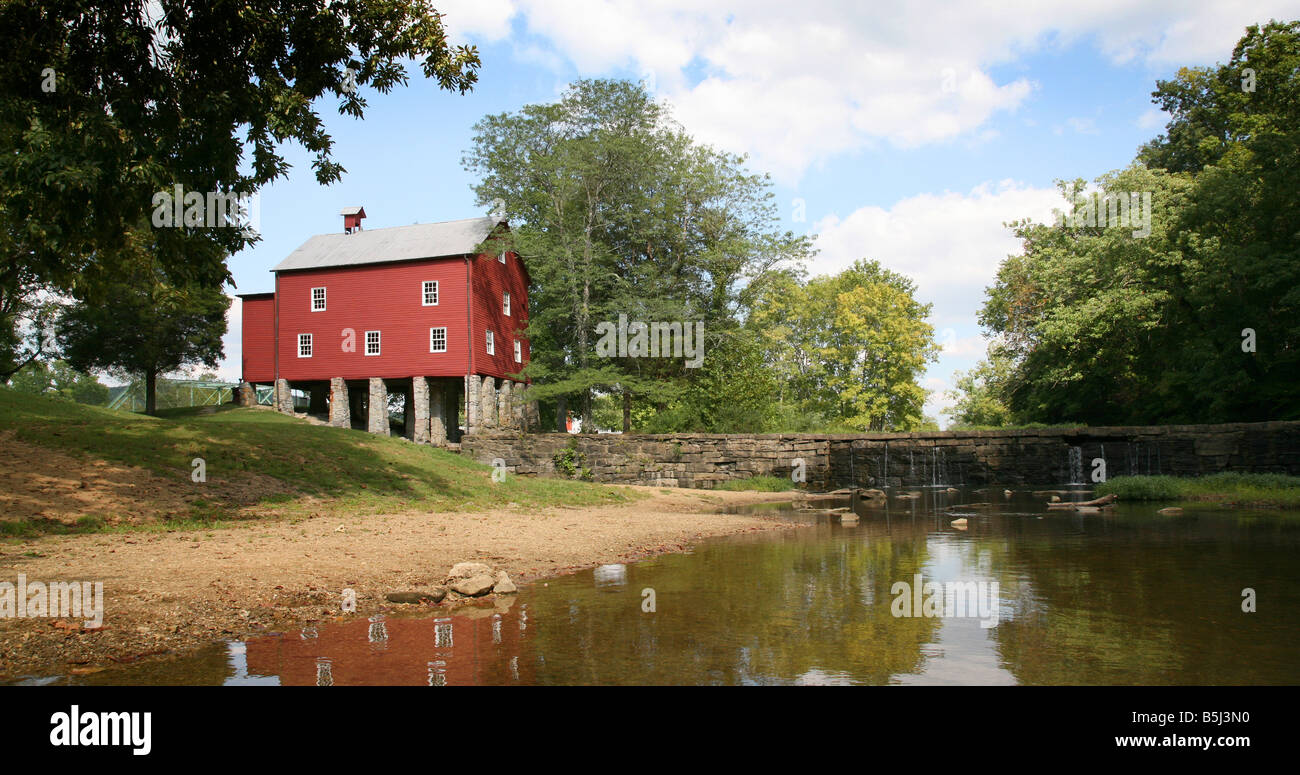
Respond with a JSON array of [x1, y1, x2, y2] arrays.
[[950, 517, 968, 526], [451, 575, 496, 597], [493, 570, 518, 594]]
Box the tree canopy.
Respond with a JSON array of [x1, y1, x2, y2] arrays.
[[960, 21, 1300, 426], [464, 79, 814, 431]]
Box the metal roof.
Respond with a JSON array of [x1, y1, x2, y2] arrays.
[[272, 216, 501, 272]]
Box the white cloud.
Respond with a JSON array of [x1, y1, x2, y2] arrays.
[[1065, 116, 1100, 135], [443, 0, 1292, 181], [1137, 107, 1169, 130], [811, 179, 1063, 323], [433, 0, 519, 43]]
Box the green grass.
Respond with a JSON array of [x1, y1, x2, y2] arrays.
[[0, 388, 633, 535], [1097, 473, 1300, 508], [716, 475, 798, 492]]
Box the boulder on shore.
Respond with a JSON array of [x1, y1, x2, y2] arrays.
[[493, 570, 518, 594], [450, 575, 496, 597], [447, 561, 495, 581]]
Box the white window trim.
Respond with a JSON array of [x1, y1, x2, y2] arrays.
[[498, 251, 507, 264], [298, 333, 313, 358], [364, 330, 381, 356], [486, 330, 495, 356], [311, 287, 326, 312], [514, 339, 522, 363], [430, 327, 447, 353], [422, 280, 439, 306], [503, 291, 510, 316]]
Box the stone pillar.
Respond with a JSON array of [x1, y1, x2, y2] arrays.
[[275, 378, 293, 414], [367, 377, 389, 436], [465, 375, 479, 435], [480, 376, 497, 430], [238, 381, 257, 407], [511, 385, 527, 430], [308, 383, 328, 415], [498, 380, 513, 428], [411, 377, 431, 444], [430, 382, 447, 446], [329, 378, 350, 428]]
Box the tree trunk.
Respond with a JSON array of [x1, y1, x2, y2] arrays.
[[556, 396, 567, 432], [581, 388, 593, 431], [145, 369, 158, 416], [622, 388, 631, 433]]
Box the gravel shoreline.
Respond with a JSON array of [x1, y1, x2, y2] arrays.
[[0, 486, 799, 680]]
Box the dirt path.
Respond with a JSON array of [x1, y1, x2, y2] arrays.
[[0, 487, 797, 679]]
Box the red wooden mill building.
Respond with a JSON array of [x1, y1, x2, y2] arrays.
[[238, 209, 534, 444]]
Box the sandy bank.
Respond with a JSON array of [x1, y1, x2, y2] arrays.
[[0, 487, 798, 679]]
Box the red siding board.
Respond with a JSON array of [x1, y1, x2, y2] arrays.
[[273, 259, 471, 381], [240, 296, 276, 383], [470, 251, 530, 381]]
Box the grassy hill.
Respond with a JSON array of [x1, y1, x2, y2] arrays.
[[0, 388, 629, 536]]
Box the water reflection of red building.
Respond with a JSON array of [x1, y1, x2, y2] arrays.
[[244, 599, 535, 686]]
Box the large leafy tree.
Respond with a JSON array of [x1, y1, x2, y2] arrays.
[[0, 0, 480, 355], [464, 79, 811, 430], [751, 259, 939, 431], [56, 229, 228, 415]]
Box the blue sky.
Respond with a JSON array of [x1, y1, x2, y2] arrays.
[[217, 1, 1298, 425]]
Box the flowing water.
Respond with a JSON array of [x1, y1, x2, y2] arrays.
[[24, 486, 1300, 686]]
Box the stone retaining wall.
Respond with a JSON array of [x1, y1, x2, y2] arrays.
[[460, 421, 1300, 489]]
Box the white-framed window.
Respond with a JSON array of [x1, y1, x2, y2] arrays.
[[429, 327, 447, 353], [503, 291, 510, 316], [514, 340, 522, 363], [498, 251, 507, 264], [298, 333, 313, 358], [486, 330, 495, 355], [365, 330, 381, 356], [311, 287, 326, 311], [422, 280, 438, 306]]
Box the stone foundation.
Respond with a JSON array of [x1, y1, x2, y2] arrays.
[[367, 378, 389, 436], [329, 378, 350, 428]]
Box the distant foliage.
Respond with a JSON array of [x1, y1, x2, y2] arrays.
[[7, 359, 108, 405], [749, 259, 940, 431]]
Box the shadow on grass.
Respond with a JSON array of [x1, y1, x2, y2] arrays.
[[0, 389, 628, 526]]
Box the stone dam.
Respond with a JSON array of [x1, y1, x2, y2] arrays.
[[460, 421, 1300, 489]]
